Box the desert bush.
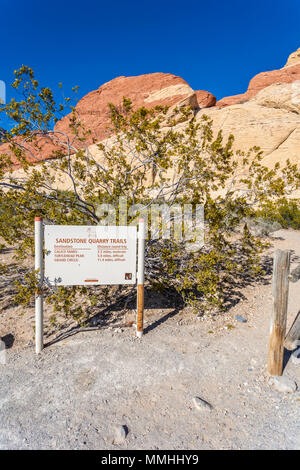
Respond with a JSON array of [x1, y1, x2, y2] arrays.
[[254, 198, 300, 230], [0, 66, 299, 325]]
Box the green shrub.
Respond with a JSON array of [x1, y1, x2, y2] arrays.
[[255, 198, 300, 229], [0, 66, 299, 324]]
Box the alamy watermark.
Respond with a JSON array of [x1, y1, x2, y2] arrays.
[[95, 197, 204, 251], [0, 80, 6, 105]]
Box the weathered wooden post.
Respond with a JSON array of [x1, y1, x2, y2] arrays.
[[285, 311, 300, 351], [267, 249, 290, 376], [136, 218, 145, 338]]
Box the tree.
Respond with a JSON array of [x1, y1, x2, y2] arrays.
[[0, 66, 299, 325]]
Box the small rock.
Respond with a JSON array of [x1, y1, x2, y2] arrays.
[[193, 396, 213, 411], [291, 348, 300, 365], [269, 376, 297, 393], [247, 218, 282, 237], [235, 315, 247, 323], [113, 425, 128, 444]]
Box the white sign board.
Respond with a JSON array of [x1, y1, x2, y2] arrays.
[[44, 225, 137, 286]]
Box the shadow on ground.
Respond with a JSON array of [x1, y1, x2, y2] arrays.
[[1, 334, 14, 349], [2, 239, 296, 349]]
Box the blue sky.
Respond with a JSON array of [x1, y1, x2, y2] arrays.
[[0, 0, 299, 129]]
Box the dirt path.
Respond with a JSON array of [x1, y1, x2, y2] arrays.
[[0, 229, 299, 450]]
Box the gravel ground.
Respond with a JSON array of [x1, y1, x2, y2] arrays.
[[0, 229, 300, 450]]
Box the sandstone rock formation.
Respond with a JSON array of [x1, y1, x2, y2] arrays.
[[285, 48, 300, 67], [254, 82, 300, 114], [195, 99, 300, 169], [1, 73, 201, 168], [195, 90, 216, 108], [0, 134, 65, 169], [197, 49, 300, 181], [2, 48, 300, 196], [217, 50, 300, 107], [55, 73, 198, 146]]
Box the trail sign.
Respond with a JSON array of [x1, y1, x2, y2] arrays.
[[34, 219, 145, 354], [44, 225, 137, 286]]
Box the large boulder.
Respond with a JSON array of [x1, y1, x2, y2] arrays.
[[195, 90, 216, 108], [0, 73, 203, 168], [55, 73, 199, 145]]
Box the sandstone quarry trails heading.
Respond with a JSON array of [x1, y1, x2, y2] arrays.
[[55, 238, 127, 244]]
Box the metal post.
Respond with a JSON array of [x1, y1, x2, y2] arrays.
[[35, 217, 44, 354], [136, 218, 145, 338]]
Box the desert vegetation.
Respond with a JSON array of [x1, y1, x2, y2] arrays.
[[0, 66, 299, 328]]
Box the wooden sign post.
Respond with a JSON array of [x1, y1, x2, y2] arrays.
[[136, 218, 145, 338], [267, 249, 290, 376], [35, 217, 44, 354]]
